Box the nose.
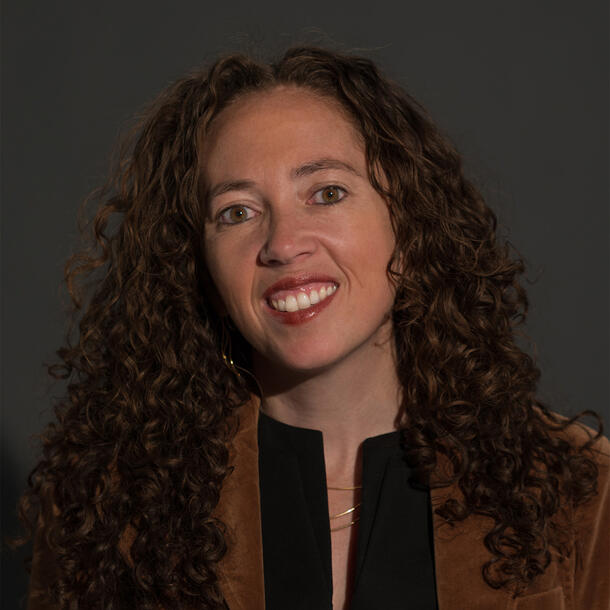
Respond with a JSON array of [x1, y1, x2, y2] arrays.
[[258, 209, 317, 266]]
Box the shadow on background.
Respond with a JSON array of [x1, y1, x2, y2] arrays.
[[2, 443, 32, 609]]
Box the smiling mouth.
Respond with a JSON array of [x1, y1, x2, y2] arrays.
[[264, 281, 339, 325], [268, 283, 338, 312]]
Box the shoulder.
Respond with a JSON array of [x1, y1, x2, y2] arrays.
[[559, 420, 610, 609], [563, 417, 610, 511], [558, 415, 609, 450], [537, 408, 609, 465], [546, 414, 609, 515], [554, 415, 609, 481]]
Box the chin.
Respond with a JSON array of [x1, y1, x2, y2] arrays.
[[269, 345, 348, 375]]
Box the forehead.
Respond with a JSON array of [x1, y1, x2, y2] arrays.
[[200, 86, 366, 177]]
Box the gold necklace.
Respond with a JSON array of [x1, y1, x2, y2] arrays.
[[328, 485, 362, 532], [327, 485, 362, 491]]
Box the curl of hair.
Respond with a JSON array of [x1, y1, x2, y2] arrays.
[[18, 46, 602, 606]]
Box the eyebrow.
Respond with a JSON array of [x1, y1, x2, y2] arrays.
[[206, 157, 362, 203], [291, 158, 362, 179]]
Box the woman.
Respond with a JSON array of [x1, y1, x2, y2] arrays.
[[20, 46, 608, 609]]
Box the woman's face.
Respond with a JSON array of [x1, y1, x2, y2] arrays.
[[201, 86, 396, 373]]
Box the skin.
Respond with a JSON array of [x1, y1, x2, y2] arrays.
[[201, 85, 402, 609]]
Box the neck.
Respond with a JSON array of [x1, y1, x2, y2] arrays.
[[252, 326, 401, 484]]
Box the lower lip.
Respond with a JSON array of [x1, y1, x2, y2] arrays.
[[264, 288, 338, 325]]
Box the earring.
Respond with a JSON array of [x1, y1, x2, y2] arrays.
[[217, 319, 266, 397], [220, 318, 241, 378], [222, 351, 239, 376]]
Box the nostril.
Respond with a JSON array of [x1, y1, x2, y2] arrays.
[[259, 238, 316, 266]]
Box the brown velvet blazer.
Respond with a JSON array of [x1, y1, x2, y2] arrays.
[[28, 397, 610, 610]]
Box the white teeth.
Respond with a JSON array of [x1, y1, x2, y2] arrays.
[[269, 284, 337, 312], [272, 298, 288, 312], [296, 292, 311, 309], [285, 295, 299, 312]]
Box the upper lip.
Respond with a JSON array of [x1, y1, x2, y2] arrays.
[[263, 273, 339, 301]]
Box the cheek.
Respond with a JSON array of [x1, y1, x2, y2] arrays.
[[360, 217, 396, 303], [375, 212, 397, 274], [350, 213, 395, 270]]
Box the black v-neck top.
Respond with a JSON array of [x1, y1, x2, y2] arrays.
[[258, 412, 439, 609]]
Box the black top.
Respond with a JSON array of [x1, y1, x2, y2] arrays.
[[258, 411, 438, 609]]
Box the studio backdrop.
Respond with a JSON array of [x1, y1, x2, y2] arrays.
[[2, 1, 608, 607]]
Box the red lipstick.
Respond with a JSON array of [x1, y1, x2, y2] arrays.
[[262, 274, 339, 326], [263, 273, 338, 300]]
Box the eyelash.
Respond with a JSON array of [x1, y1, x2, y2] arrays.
[[216, 185, 348, 225]]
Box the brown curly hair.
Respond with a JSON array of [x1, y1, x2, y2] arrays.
[[18, 45, 603, 607]]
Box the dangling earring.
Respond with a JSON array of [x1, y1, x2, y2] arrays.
[[218, 318, 266, 397], [220, 318, 241, 378]]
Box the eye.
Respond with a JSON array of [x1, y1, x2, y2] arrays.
[[218, 205, 257, 225], [311, 185, 347, 205]]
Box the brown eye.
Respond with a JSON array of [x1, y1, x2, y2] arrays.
[[313, 185, 347, 205], [322, 187, 339, 203], [219, 205, 255, 225], [229, 207, 246, 222]]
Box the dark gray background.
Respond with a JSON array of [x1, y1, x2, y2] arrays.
[[2, 1, 608, 606]]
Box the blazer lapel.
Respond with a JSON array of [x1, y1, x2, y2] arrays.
[[214, 401, 524, 610], [215, 397, 266, 610], [429, 466, 516, 610], [214, 400, 502, 610]]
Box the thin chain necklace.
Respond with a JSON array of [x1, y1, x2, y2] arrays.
[[328, 485, 362, 532]]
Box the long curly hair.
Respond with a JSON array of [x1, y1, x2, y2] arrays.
[[18, 45, 602, 607]]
